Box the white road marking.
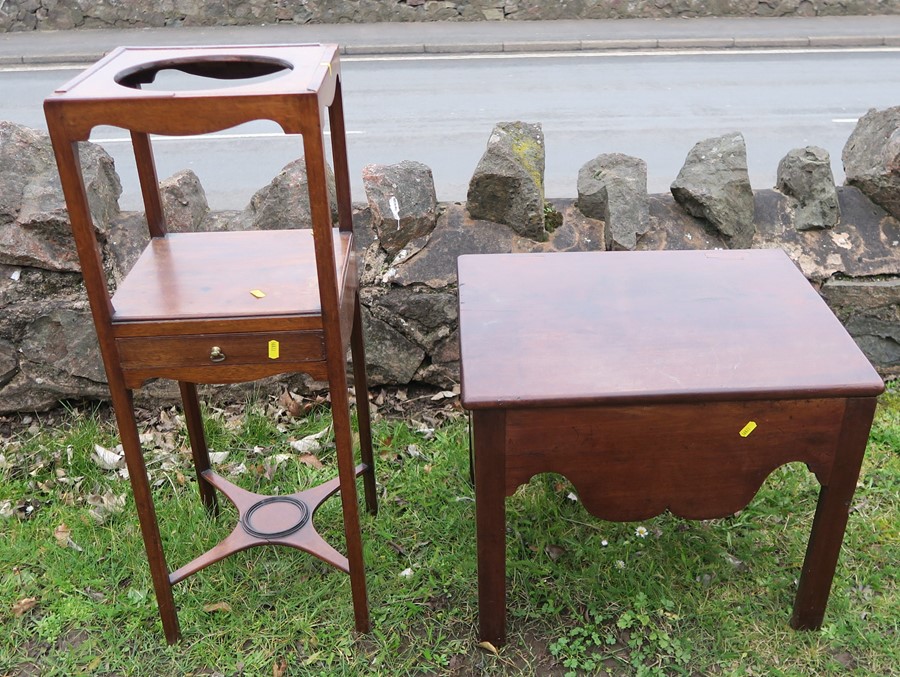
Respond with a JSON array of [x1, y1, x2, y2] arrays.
[[346, 46, 900, 63]]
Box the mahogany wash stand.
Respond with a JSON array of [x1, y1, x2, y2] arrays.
[[44, 44, 376, 643], [458, 249, 884, 646]]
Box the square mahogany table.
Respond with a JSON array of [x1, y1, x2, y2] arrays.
[[457, 248, 884, 646]]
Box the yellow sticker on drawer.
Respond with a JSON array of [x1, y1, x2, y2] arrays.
[[739, 421, 757, 437], [250, 289, 266, 299], [268, 340, 280, 360]]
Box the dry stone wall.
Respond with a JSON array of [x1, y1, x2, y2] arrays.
[[2, 0, 897, 32], [0, 111, 898, 413]]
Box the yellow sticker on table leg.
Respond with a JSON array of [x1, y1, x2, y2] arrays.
[[268, 340, 280, 360], [739, 421, 757, 437]]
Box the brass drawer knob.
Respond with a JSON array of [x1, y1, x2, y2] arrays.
[[209, 346, 226, 363]]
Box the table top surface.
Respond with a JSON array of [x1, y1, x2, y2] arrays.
[[111, 229, 350, 323], [457, 249, 884, 409], [47, 43, 337, 102]]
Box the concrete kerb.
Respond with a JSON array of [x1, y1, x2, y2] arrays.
[[808, 35, 888, 47], [502, 40, 579, 53], [732, 37, 810, 48], [656, 37, 736, 49], [343, 44, 425, 55], [424, 42, 504, 54], [580, 39, 657, 51]]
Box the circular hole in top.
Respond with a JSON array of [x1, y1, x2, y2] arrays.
[[115, 55, 292, 91]]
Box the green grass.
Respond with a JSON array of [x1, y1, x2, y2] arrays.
[[1, 386, 898, 676]]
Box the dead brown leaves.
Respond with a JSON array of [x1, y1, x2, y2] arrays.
[[12, 596, 38, 617], [369, 385, 464, 428], [53, 523, 83, 551]]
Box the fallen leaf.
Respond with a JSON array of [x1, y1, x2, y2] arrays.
[[228, 462, 248, 477], [263, 454, 293, 480], [430, 390, 456, 401], [203, 601, 232, 613], [53, 523, 83, 551], [12, 498, 38, 519], [54, 523, 72, 547], [278, 391, 304, 418], [290, 427, 331, 454], [84, 587, 106, 602], [545, 544, 566, 561], [387, 541, 407, 556], [12, 597, 38, 617], [92, 444, 123, 470], [157, 408, 181, 432], [477, 641, 499, 656], [723, 553, 749, 573], [85, 491, 126, 524], [405, 444, 426, 459], [273, 657, 288, 677], [833, 651, 856, 669], [291, 437, 320, 454], [696, 572, 716, 588], [297, 454, 324, 470], [208, 451, 229, 464]]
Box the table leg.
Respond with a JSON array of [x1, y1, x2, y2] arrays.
[[109, 384, 181, 644], [473, 409, 508, 646], [791, 397, 877, 630], [178, 381, 219, 516], [351, 293, 377, 516]]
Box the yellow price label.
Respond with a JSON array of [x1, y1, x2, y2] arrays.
[[739, 421, 757, 438], [268, 340, 280, 360]]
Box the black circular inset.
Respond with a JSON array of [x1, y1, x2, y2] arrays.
[[241, 496, 310, 539]]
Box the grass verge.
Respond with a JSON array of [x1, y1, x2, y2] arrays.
[[1, 385, 898, 676]]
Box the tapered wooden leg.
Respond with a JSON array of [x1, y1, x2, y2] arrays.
[[178, 381, 218, 516], [474, 409, 508, 646], [791, 397, 877, 630], [108, 383, 180, 644], [328, 365, 370, 634], [351, 293, 377, 515]]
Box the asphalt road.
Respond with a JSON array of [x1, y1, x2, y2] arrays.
[[4, 47, 900, 209]]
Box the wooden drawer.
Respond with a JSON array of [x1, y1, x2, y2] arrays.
[[501, 398, 847, 521], [117, 331, 324, 371]]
